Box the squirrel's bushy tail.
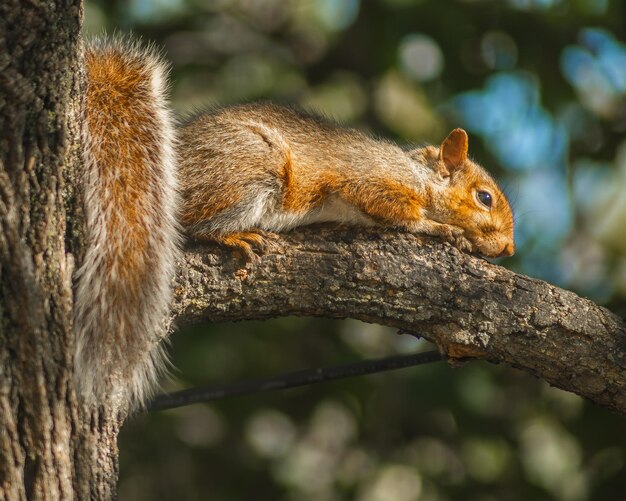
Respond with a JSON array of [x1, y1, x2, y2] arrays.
[[74, 37, 179, 409]]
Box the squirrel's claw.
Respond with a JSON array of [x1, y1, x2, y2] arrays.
[[200, 230, 280, 262]]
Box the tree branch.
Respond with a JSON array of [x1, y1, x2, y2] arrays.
[[172, 226, 626, 414]]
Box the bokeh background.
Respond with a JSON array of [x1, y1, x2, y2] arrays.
[[84, 0, 626, 499]]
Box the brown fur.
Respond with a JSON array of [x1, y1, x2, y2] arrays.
[[178, 103, 514, 259], [75, 38, 179, 409], [85, 50, 154, 287]]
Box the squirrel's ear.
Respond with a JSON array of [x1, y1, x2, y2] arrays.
[[440, 128, 468, 173]]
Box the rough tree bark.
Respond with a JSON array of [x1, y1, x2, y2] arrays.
[[1, 1, 626, 500], [173, 228, 626, 415], [0, 1, 121, 500]]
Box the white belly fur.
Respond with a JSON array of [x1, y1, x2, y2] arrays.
[[257, 194, 374, 232]]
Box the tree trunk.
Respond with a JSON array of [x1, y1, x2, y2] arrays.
[[0, 1, 121, 499]]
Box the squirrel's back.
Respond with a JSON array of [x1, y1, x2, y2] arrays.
[[75, 38, 179, 409], [179, 103, 404, 167], [177, 104, 419, 234]]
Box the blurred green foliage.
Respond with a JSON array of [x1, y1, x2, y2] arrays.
[[84, 0, 626, 499]]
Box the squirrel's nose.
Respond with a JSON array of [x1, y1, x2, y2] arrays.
[[497, 241, 515, 258]]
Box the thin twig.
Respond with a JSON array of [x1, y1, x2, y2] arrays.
[[149, 350, 443, 412]]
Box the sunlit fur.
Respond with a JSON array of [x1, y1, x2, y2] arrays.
[[413, 144, 515, 257], [179, 103, 514, 258], [75, 37, 180, 410]]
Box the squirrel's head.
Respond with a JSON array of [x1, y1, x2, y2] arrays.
[[413, 129, 515, 258]]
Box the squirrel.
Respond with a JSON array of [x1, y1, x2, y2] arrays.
[[178, 103, 515, 260], [76, 41, 513, 410], [75, 38, 180, 409]]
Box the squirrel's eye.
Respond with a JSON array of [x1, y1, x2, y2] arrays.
[[477, 190, 492, 208]]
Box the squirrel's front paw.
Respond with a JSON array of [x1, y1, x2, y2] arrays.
[[453, 234, 473, 253], [439, 225, 473, 253]]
